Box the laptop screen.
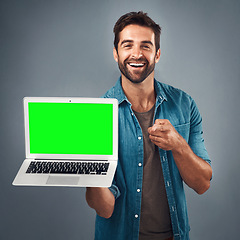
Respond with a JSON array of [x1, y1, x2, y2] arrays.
[[28, 102, 113, 155]]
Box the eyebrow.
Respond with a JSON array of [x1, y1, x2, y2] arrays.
[[120, 40, 133, 46], [120, 40, 154, 46], [141, 41, 154, 46]]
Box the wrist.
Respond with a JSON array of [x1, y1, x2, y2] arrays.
[[172, 135, 188, 155]]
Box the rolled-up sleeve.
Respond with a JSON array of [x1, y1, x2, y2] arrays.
[[108, 178, 121, 199], [188, 98, 211, 166]]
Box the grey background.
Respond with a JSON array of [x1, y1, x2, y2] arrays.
[[1, 0, 239, 239]]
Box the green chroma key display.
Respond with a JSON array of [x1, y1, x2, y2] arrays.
[[28, 102, 113, 155]]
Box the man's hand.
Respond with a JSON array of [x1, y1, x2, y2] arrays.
[[148, 119, 212, 194], [148, 119, 183, 152]]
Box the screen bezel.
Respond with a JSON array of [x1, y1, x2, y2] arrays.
[[24, 97, 118, 160]]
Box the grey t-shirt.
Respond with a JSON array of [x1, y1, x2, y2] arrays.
[[133, 105, 173, 240]]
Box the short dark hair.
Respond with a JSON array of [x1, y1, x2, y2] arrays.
[[113, 11, 161, 52]]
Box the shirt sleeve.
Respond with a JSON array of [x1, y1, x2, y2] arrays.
[[108, 178, 121, 199], [188, 98, 211, 166]]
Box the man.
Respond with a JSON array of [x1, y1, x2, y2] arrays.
[[86, 11, 212, 240]]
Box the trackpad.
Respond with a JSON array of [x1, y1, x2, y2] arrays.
[[47, 176, 79, 185]]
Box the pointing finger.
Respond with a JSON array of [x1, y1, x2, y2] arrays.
[[154, 119, 170, 125], [148, 124, 168, 135]]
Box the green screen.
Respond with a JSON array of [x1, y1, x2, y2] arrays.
[[28, 102, 113, 155]]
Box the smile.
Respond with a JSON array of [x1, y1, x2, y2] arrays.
[[128, 63, 146, 68]]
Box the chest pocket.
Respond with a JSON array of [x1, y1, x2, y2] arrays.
[[173, 123, 190, 142]]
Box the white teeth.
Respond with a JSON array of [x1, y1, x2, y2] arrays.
[[129, 63, 144, 67]]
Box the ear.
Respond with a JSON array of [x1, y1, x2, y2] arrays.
[[155, 48, 161, 63], [113, 47, 118, 63]]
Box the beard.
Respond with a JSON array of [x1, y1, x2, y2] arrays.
[[117, 56, 156, 84]]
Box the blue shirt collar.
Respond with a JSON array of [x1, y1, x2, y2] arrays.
[[154, 78, 168, 108], [111, 77, 129, 105], [111, 77, 167, 106]]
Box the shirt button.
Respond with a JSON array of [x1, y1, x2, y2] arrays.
[[135, 214, 139, 218], [137, 189, 141, 192], [138, 136, 142, 140], [138, 163, 142, 167]]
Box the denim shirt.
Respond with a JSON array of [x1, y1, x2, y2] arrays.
[[95, 78, 211, 240]]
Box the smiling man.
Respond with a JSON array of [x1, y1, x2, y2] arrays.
[[86, 11, 212, 240], [114, 24, 159, 85]]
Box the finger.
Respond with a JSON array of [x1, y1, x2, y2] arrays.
[[148, 124, 169, 135], [149, 135, 168, 149], [149, 133, 169, 144], [154, 119, 170, 125], [149, 134, 161, 143], [149, 133, 173, 149]]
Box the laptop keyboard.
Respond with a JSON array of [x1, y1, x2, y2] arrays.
[[26, 161, 109, 175]]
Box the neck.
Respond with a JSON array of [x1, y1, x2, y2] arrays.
[[121, 72, 156, 113]]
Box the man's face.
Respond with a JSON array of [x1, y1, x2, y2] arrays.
[[113, 24, 160, 84]]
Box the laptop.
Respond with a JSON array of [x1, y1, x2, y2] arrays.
[[13, 97, 118, 187]]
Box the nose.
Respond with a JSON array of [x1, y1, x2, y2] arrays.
[[131, 45, 143, 59]]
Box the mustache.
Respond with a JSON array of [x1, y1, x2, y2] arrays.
[[125, 57, 148, 64]]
